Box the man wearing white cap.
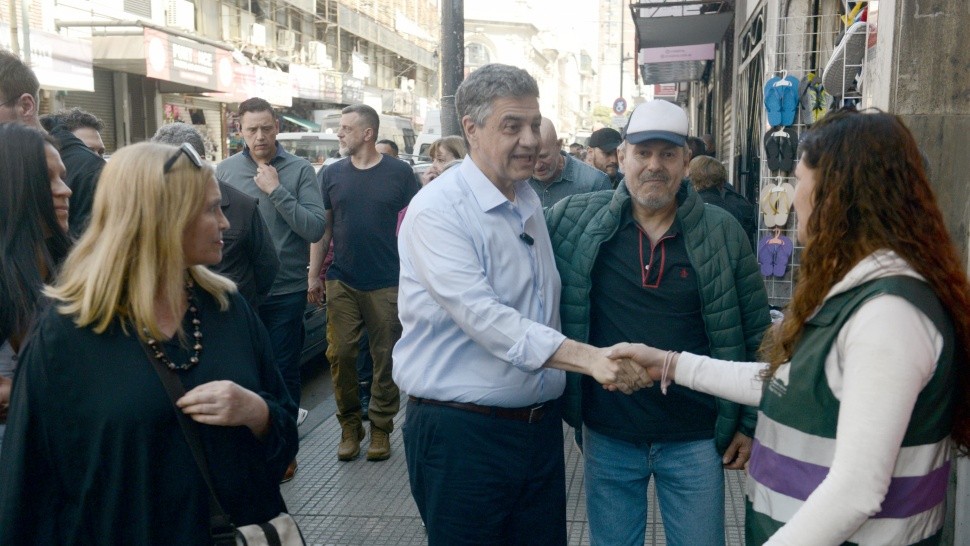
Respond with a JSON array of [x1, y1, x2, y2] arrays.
[[546, 100, 771, 545]]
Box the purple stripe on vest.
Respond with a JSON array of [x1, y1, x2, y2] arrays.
[[749, 440, 949, 519]]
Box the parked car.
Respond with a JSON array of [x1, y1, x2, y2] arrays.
[[301, 301, 328, 365]]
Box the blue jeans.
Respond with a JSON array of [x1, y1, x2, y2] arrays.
[[583, 427, 724, 546], [258, 290, 307, 411]]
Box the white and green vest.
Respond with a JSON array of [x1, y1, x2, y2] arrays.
[[746, 277, 954, 545]]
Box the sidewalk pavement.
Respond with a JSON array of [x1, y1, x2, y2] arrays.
[[283, 398, 747, 546]]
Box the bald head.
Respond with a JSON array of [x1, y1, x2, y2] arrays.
[[532, 118, 564, 183]]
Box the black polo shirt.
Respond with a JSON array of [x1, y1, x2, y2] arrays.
[[583, 204, 716, 444]]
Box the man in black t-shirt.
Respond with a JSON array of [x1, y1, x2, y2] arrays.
[[308, 104, 418, 463]]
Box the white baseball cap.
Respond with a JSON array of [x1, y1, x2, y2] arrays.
[[623, 99, 689, 147]]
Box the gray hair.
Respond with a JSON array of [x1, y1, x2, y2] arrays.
[[151, 123, 205, 156], [455, 64, 539, 127]]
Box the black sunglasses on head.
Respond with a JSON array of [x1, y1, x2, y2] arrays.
[[163, 143, 204, 174]]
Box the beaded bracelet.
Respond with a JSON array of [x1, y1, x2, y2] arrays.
[[660, 350, 676, 395]]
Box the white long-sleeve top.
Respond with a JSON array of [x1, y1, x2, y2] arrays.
[[676, 250, 944, 545]]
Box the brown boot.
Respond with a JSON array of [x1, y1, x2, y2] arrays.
[[337, 423, 365, 461], [366, 426, 391, 461]]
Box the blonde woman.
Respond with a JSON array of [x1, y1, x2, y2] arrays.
[[0, 142, 298, 544]]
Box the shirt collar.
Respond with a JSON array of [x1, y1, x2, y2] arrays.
[[530, 151, 569, 187], [242, 141, 285, 163], [620, 198, 683, 239], [460, 155, 541, 218]]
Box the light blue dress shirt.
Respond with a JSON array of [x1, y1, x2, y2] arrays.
[[393, 156, 567, 407], [528, 152, 613, 208]]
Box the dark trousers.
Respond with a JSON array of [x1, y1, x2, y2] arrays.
[[258, 290, 306, 410], [403, 400, 567, 546]]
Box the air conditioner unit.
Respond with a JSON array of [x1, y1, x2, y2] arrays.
[[277, 29, 296, 51], [309, 41, 332, 68], [167, 0, 196, 31], [239, 11, 255, 40], [250, 23, 267, 48]]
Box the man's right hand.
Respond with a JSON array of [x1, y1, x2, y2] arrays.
[[545, 340, 653, 394], [589, 349, 654, 394], [606, 342, 674, 383], [307, 277, 324, 305]]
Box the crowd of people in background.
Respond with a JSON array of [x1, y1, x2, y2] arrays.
[[1, 48, 969, 546]]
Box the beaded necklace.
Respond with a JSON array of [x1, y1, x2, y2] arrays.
[[145, 282, 203, 371]]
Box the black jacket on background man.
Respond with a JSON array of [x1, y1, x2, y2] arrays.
[[212, 182, 280, 309], [49, 125, 105, 238], [697, 185, 757, 246]]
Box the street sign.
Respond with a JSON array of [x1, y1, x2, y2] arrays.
[[612, 97, 628, 115]]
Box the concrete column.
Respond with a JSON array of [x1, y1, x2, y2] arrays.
[[884, 0, 970, 264]]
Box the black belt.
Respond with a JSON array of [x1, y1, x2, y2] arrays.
[[408, 395, 549, 424]]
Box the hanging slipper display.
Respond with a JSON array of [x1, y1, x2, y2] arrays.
[[822, 21, 872, 97]]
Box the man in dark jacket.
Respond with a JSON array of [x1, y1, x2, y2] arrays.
[[546, 100, 770, 546], [689, 154, 757, 245], [151, 123, 279, 309], [44, 110, 106, 238]]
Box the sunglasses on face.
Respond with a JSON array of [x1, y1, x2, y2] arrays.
[[163, 142, 204, 174]]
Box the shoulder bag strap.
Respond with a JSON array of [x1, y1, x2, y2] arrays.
[[137, 336, 237, 545]]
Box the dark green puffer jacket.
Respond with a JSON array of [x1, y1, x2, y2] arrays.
[[545, 181, 771, 453]]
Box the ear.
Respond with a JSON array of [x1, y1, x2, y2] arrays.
[[274, 118, 281, 132], [461, 115, 477, 147], [617, 144, 625, 163], [18, 93, 38, 120]]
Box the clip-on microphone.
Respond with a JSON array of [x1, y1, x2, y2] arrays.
[[519, 233, 534, 246]]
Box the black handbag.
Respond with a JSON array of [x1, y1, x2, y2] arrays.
[[138, 338, 306, 546]]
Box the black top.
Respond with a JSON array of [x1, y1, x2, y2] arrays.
[[0, 288, 298, 545], [50, 125, 106, 238], [697, 185, 756, 246], [210, 181, 280, 309], [319, 155, 418, 291], [584, 207, 716, 444]]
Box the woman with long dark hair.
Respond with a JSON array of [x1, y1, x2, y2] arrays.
[[0, 123, 71, 440], [610, 109, 970, 545]]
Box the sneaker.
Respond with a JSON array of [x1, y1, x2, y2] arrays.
[[296, 407, 309, 427], [366, 426, 391, 461]]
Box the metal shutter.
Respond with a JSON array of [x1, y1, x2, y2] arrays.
[[62, 68, 117, 154]]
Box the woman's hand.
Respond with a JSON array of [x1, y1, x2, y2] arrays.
[[177, 380, 271, 438], [606, 342, 676, 383]]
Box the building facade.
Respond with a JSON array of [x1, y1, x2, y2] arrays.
[[3, 0, 439, 158]]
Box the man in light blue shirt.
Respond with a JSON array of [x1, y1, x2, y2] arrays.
[[394, 63, 650, 545], [529, 117, 612, 208]]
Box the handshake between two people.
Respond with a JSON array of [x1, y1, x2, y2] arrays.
[[546, 340, 677, 395]]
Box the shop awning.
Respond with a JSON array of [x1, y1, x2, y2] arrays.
[[631, 2, 734, 84], [280, 114, 320, 131]]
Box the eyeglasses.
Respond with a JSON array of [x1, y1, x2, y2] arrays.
[[0, 95, 18, 109], [163, 143, 204, 174]]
